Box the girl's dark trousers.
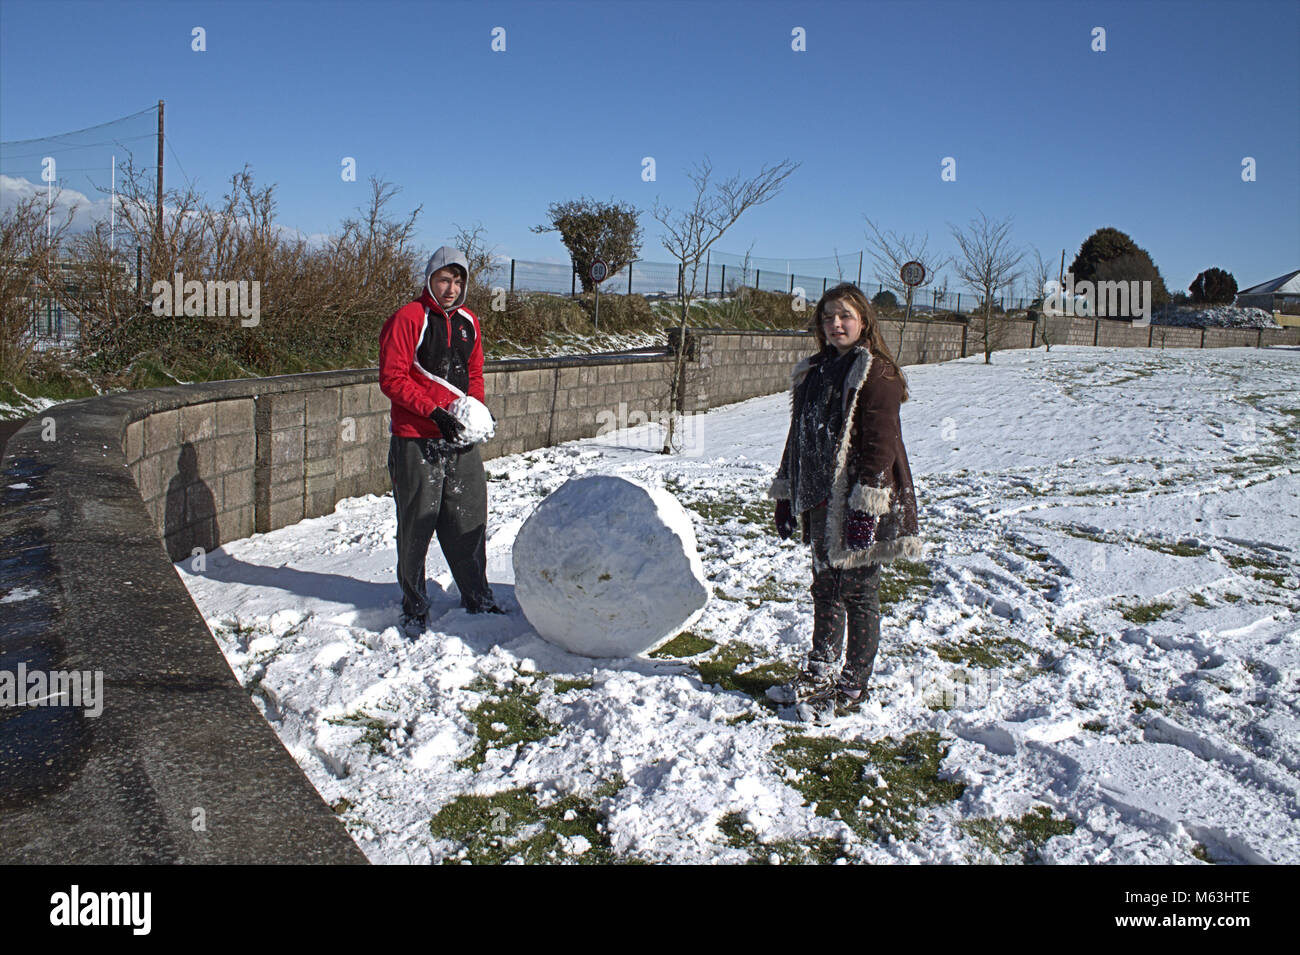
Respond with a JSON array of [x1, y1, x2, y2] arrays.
[[807, 504, 883, 689]]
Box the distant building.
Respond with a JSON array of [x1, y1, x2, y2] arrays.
[[1236, 269, 1300, 319]]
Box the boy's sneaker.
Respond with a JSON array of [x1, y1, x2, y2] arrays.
[[399, 611, 427, 638]]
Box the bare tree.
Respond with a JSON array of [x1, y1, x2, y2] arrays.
[[1027, 246, 1054, 350], [452, 221, 499, 290], [949, 211, 1024, 364], [653, 156, 798, 453], [863, 216, 951, 355]]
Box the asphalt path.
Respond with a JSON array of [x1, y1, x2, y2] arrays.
[[0, 418, 26, 459]]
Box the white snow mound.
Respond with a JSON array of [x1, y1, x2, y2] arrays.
[[450, 395, 495, 443], [512, 475, 709, 658]]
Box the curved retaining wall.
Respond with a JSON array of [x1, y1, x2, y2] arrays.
[[3, 321, 1297, 862]]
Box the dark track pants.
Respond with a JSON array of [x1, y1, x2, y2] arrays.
[[808, 504, 883, 688], [388, 436, 495, 616]]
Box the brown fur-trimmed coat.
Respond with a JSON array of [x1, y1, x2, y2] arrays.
[[768, 346, 922, 568]]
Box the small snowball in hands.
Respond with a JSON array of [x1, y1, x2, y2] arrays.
[[450, 396, 495, 444]]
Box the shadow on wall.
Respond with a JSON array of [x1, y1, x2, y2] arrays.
[[165, 443, 217, 562]]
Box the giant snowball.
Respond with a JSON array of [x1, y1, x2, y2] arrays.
[[512, 475, 709, 658]]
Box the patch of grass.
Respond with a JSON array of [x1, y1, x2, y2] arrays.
[[1252, 570, 1287, 586], [429, 779, 626, 865], [746, 575, 798, 608], [716, 812, 844, 865], [1055, 623, 1097, 648], [325, 711, 394, 756], [552, 677, 593, 694], [1139, 538, 1209, 558], [1007, 540, 1051, 564], [667, 479, 773, 538], [1191, 843, 1214, 864], [1132, 699, 1163, 714], [1223, 593, 1242, 603], [935, 636, 1030, 669], [1189, 592, 1209, 607], [880, 559, 932, 612], [1119, 600, 1174, 624], [694, 642, 797, 702], [773, 731, 965, 843], [330, 797, 354, 814], [1082, 720, 1107, 733], [1063, 525, 1109, 544], [1224, 552, 1277, 571], [961, 806, 1077, 863], [457, 682, 561, 771], [650, 631, 718, 659]]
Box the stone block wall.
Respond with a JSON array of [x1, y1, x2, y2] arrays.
[[1097, 320, 1152, 348], [1151, 326, 1204, 349], [482, 355, 676, 458], [880, 320, 966, 366], [1261, 327, 1300, 347], [1204, 327, 1262, 348], [689, 331, 810, 410]]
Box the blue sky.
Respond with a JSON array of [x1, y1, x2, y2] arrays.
[[2, 0, 1297, 293]]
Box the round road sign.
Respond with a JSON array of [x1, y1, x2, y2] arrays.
[[900, 261, 926, 287], [591, 259, 609, 283]]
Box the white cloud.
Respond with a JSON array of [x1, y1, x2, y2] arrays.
[[1, 174, 115, 234]]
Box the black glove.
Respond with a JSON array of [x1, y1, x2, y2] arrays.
[[430, 406, 465, 444], [775, 500, 796, 540]]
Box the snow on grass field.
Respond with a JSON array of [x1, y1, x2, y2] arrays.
[[177, 345, 1300, 864]]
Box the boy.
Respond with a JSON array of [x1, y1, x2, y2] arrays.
[[379, 246, 502, 635]]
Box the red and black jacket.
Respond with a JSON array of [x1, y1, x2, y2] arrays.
[[379, 288, 485, 439]]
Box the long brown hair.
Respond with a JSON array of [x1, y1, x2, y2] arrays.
[[812, 282, 909, 402]]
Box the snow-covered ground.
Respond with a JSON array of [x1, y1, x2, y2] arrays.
[[177, 345, 1300, 864]]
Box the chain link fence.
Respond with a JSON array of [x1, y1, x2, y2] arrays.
[[494, 255, 1034, 313]]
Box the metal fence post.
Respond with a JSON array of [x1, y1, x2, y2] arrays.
[[789, 273, 794, 295], [720, 264, 725, 296], [571, 267, 576, 298], [509, 259, 515, 293], [628, 261, 633, 296], [756, 268, 761, 290]]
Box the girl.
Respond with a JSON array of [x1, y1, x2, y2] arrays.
[[768, 283, 922, 721]]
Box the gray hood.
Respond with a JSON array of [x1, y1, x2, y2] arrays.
[[424, 246, 470, 310]]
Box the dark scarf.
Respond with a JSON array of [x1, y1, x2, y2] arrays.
[[792, 346, 859, 515]]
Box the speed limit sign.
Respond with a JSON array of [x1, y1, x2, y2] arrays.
[[900, 260, 926, 287], [591, 258, 608, 283]]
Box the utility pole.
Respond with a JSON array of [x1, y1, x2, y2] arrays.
[[155, 100, 164, 284]]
